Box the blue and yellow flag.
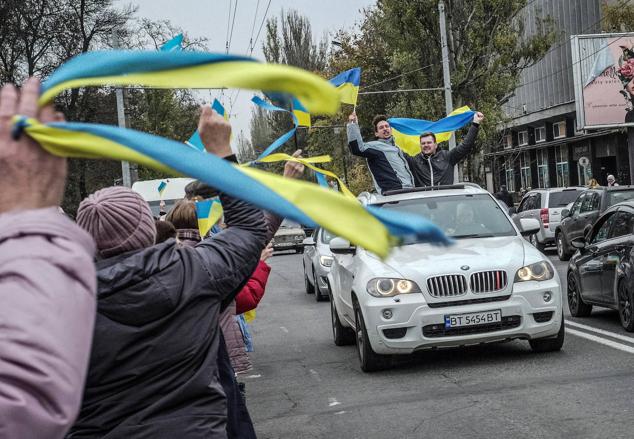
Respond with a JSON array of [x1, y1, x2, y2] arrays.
[[251, 96, 298, 160], [195, 199, 223, 237], [389, 107, 474, 156], [186, 99, 228, 150], [211, 99, 228, 120], [160, 34, 183, 52], [157, 180, 167, 196], [329, 67, 361, 106], [292, 97, 311, 128]]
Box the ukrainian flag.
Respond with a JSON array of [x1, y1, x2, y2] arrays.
[[390, 106, 474, 156], [157, 180, 167, 196], [186, 99, 229, 151], [292, 97, 311, 127], [160, 34, 183, 52], [195, 199, 223, 237], [329, 67, 361, 106], [212, 99, 228, 120]]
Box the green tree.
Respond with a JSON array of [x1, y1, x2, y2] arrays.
[[602, 0, 634, 32]]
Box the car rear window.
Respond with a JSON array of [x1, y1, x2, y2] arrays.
[[607, 190, 634, 207], [548, 190, 583, 207]]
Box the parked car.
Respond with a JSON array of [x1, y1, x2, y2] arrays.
[[555, 186, 634, 261], [513, 187, 585, 252], [567, 201, 634, 331], [302, 228, 335, 301], [328, 184, 564, 372], [272, 219, 306, 253]]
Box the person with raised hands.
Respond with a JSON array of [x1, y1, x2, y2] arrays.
[[0, 77, 97, 439]]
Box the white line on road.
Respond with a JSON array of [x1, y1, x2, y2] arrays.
[[565, 320, 634, 345], [566, 327, 634, 354], [280, 326, 289, 333], [328, 397, 341, 407]]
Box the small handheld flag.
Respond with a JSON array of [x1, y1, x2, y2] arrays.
[[195, 199, 224, 237], [329, 67, 361, 106], [160, 34, 183, 52], [186, 99, 229, 151], [157, 180, 168, 196], [292, 97, 311, 128]]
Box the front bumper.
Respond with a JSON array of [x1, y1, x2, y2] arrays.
[[360, 279, 562, 355], [537, 227, 555, 244], [272, 241, 303, 251], [314, 264, 331, 295]]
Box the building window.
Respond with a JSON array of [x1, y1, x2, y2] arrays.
[[537, 149, 549, 188], [504, 134, 512, 149], [553, 121, 566, 139], [505, 157, 515, 192], [520, 151, 532, 189], [555, 145, 569, 187], [518, 131, 528, 146], [535, 126, 546, 143]]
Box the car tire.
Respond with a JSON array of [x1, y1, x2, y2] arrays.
[[529, 316, 565, 352], [530, 233, 546, 252], [617, 280, 634, 332], [567, 272, 592, 317], [314, 269, 326, 302], [331, 294, 354, 346], [303, 262, 315, 295], [354, 301, 392, 372], [556, 232, 572, 261]]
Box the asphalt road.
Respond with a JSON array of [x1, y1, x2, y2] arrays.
[[245, 249, 634, 439]]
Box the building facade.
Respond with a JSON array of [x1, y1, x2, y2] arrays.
[[485, 0, 629, 195]]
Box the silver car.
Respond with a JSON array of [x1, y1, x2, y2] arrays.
[[272, 219, 306, 253], [513, 187, 585, 251], [302, 228, 335, 301]]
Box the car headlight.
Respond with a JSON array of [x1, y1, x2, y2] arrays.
[[367, 278, 421, 297], [319, 255, 334, 267], [514, 261, 554, 282]]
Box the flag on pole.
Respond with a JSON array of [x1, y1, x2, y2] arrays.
[[329, 67, 361, 106], [160, 34, 184, 52]]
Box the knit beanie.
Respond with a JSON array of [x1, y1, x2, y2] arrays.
[[77, 186, 157, 258]]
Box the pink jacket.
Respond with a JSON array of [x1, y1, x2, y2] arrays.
[[0, 208, 96, 438]]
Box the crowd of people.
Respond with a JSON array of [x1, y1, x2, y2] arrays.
[[1, 75, 484, 438]]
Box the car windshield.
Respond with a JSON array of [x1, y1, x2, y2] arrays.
[[549, 190, 583, 207], [608, 190, 634, 207], [280, 219, 301, 229], [321, 229, 335, 244], [378, 193, 517, 242]]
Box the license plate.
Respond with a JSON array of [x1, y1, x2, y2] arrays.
[[444, 310, 502, 328], [275, 242, 294, 247]]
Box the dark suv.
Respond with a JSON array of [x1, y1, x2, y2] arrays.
[[556, 186, 634, 260]]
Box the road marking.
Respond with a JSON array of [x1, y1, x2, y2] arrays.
[[280, 326, 289, 333], [565, 320, 634, 345], [566, 328, 634, 354], [328, 397, 341, 407]]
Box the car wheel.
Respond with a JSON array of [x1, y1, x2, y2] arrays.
[[530, 233, 545, 252], [304, 263, 315, 295], [529, 316, 565, 352], [567, 272, 592, 317], [331, 295, 355, 346], [354, 301, 392, 372], [617, 280, 634, 332], [557, 232, 572, 261]]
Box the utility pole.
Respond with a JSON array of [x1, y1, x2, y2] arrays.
[[438, 0, 459, 183], [113, 30, 132, 187]]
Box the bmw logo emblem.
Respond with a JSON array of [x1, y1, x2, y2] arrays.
[[461, 265, 470, 271]]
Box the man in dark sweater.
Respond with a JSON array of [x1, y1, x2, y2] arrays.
[[406, 111, 484, 187]]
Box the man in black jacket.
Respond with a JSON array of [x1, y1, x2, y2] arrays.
[[69, 108, 268, 438], [406, 111, 484, 187]]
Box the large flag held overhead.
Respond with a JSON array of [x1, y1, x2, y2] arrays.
[[38, 50, 340, 115], [329, 67, 361, 106], [160, 34, 184, 52], [389, 107, 475, 156]]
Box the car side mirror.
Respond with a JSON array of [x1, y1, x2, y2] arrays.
[[302, 237, 315, 246], [519, 218, 540, 236], [329, 237, 356, 255], [570, 237, 586, 249], [561, 208, 569, 218]]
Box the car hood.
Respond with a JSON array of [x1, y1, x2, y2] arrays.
[[370, 236, 528, 278]]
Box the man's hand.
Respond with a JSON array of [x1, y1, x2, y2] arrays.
[[260, 242, 274, 261], [348, 112, 358, 124], [473, 111, 484, 124], [284, 149, 305, 179], [198, 106, 232, 158], [0, 77, 67, 214]]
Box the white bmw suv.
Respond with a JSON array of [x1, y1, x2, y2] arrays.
[[327, 184, 564, 372]]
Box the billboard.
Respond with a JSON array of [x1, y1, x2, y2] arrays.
[[571, 33, 634, 130]]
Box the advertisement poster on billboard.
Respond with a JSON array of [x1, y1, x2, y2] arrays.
[[572, 33, 634, 129]]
